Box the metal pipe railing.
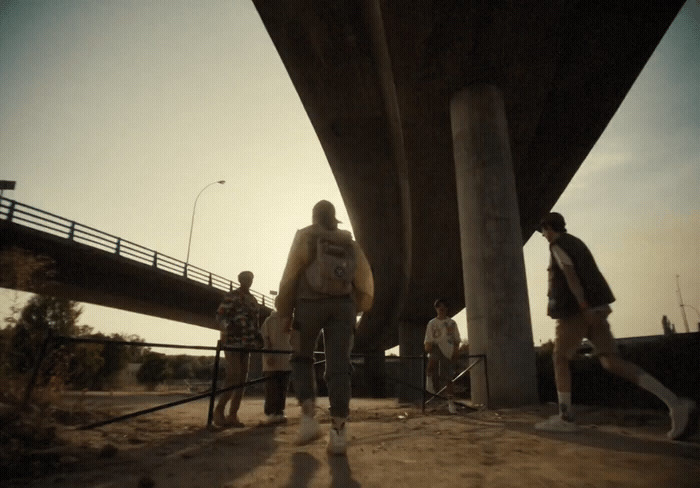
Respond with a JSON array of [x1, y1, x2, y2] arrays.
[[21, 333, 488, 430], [0, 196, 274, 304]]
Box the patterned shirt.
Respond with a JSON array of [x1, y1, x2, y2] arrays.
[[217, 288, 261, 348]]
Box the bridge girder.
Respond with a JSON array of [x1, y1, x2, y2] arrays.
[[252, 0, 684, 351]]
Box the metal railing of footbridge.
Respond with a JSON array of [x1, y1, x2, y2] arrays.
[[0, 196, 275, 306]]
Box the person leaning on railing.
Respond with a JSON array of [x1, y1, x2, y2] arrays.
[[214, 270, 262, 428]]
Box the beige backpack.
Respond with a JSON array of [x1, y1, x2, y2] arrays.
[[305, 235, 356, 296]]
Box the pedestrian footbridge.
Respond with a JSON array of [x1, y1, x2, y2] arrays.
[[0, 197, 274, 330]]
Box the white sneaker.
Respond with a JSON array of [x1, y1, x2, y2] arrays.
[[668, 398, 697, 440], [448, 400, 457, 414], [296, 414, 321, 445], [535, 414, 579, 433], [327, 421, 347, 455]]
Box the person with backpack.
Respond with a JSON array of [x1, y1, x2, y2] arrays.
[[276, 200, 374, 455]]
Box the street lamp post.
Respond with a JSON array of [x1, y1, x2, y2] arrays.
[[185, 180, 225, 274]]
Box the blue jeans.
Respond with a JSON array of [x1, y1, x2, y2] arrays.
[[290, 297, 355, 418]]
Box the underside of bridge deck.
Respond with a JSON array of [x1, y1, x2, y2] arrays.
[[253, 0, 684, 352]]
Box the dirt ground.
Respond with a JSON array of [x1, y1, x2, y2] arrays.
[[3, 392, 700, 488]]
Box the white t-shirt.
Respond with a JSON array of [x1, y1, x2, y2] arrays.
[[550, 243, 573, 269], [261, 312, 291, 372], [424, 317, 461, 358]]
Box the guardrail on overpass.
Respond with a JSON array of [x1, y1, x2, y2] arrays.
[[0, 196, 274, 306]]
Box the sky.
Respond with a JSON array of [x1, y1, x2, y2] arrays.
[[1, 1, 698, 355]]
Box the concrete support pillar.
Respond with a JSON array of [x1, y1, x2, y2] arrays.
[[397, 322, 425, 403], [450, 84, 538, 408]]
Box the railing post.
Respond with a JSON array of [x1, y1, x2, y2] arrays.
[[483, 355, 490, 408], [422, 349, 426, 414], [6, 200, 15, 221], [1, 198, 275, 310], [207, 340, 223, 428]]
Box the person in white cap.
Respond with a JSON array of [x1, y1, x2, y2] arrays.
[[276, 200, 374, 455]]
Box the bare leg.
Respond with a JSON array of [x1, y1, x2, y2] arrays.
[[552, 348, 572, 394], [446, 379, 455, 397], [599, 353, 679, 407], [598, 352, 698, 439], [598, 354, 642, 382], [214, 350, 235, 425], [551, 348, 576, 421], [227, 351, 249, 424], [431, 371, 441, 394]]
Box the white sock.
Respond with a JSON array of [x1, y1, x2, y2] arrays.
[[636, 373, 677, 410], [557, 391, 573, 420]]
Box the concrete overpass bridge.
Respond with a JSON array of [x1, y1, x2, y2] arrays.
[[252, 0, 685, 405], [1, 0, 686, 406], [0, 197, 275, 332]]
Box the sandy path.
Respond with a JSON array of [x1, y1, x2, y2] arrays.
[[4, 394, 700, 487]]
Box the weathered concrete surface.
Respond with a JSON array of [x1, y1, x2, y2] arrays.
[[252, 1, 685, 352], [451, 84, 537, 407]]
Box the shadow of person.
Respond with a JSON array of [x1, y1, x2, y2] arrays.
[[284, 452, 320, 488], [505, 417, 700, 458], [328, 453, 361, 488]]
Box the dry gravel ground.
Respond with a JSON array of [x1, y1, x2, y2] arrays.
[[3, 392, 700, 488]]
